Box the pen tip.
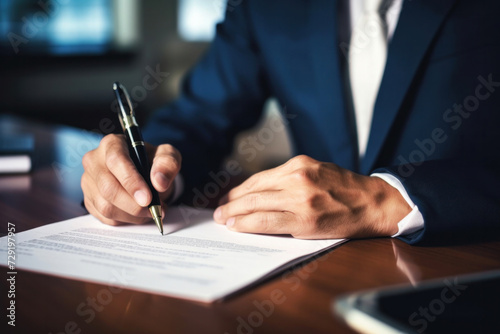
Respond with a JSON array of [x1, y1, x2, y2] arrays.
[[150, 205, 164, 235], [153, 217, 163, 235]]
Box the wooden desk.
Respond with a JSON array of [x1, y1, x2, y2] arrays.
[[1, 116, 500, 334]]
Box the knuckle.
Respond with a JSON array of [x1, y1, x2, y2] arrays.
[[100, 134, 114, 148], [291, 168, 312, 184], [290, 154, 312, 167], [259, 213, 281, 234], [121, 172, 142, 192], [154, 153, 181, 174], [245, 194, 259, 212], [295, 154, 310, 163], [244, 174, 259, 190], [95, 199, 114, 218], [168, 154, 182, 172], [290, 165, 321, 185], [160, 143, 176, 154], [101, 134, 121, 147], [82, 151, 93, 170], [105, 151, 123, 170], [97, 175, 118, 202], [157, 144, 182, 165], [258, 214, 271, 233], [260, 214, 281, 234]]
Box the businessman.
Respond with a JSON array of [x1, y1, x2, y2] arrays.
[[81, 0, 500, 245]]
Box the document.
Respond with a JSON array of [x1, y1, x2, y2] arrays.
[[0, 207, 345, 302]]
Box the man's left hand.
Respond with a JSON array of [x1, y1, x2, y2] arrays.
[[213, 155, 411, 239]]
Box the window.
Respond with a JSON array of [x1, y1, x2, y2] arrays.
[[177, 0, 225, 41], [0, 0, 139, 56]]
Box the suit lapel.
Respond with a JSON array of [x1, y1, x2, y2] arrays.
[[361, 0, 457, 174]]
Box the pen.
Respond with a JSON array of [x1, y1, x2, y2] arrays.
[[112, 81, 163, 235]]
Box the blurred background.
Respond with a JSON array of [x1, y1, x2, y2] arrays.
[[0, 0, 292, 172]]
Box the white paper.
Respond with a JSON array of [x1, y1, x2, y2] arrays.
[[0, 207, 345, 302]]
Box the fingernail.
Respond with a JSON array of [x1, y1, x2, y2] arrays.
[[155, 172, 169, 189], [134, 190, 148, 206], [226, 217, 235, 228], [214, 207, 222, 222]]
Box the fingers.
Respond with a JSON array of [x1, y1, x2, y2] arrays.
[[104, 136, 151, 206], [84, 134, 151, 207], [150, 144, 182, 193], [222, 156, 314, 203], [83, 195, 151, 226], [81, 134, 182, 226], [214, 190, 305, 236], [81, 171, 150, 220], [214, 190, 285, 224], [213, 155, 335, 238], [221, 166, 285, 204], [225, 211, 295, 235]]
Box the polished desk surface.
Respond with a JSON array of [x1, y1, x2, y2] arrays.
[[1, 115, 500, 334]]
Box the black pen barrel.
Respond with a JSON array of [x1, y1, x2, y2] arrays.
[[124, 125, 161, 207]]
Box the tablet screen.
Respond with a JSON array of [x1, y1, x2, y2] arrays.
[[335, 271, 500, 334], [376, 274, 500, 333]]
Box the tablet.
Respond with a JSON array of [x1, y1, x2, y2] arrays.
[[333, 270, 500, 334]]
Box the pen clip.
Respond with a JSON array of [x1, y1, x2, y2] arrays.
[[113, 82, 138, 130]]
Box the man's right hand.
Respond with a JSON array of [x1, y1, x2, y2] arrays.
[[81, 134, 182, 226]]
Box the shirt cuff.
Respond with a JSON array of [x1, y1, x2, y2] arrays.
[[370, 173, 424, 237]]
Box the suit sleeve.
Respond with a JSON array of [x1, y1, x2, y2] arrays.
[[375, 146, 500, 246], [371, 0, 500, 246], [143, 3, 269, 201]]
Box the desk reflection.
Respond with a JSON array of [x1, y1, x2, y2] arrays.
[[392, 239, 423, 286]]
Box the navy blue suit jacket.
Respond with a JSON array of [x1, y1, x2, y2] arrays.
[[144, 0, 500, 245]]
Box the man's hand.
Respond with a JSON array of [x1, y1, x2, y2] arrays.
[[214, 155, 410, 239], [81, 134, 182, 226]]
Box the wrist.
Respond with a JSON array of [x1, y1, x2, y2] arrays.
[[367, 176, 411, 236]]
